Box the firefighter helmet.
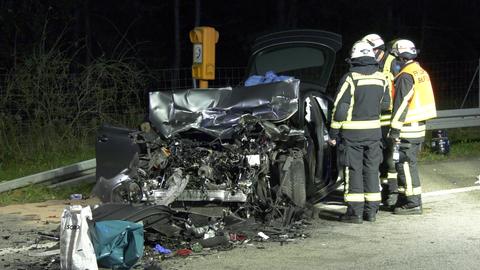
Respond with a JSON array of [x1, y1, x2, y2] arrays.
[[362, 33, 385, 50], [391, 39, 417, 60], [350, 41, 375, 59]]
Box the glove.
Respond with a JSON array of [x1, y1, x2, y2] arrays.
[[388, 128, 401, 140], [329, 128, 340, 142]]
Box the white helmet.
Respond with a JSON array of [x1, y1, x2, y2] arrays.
[[362, 34, 385, 50], [391, 39, 417, 60], [350, 41, 375, 59]]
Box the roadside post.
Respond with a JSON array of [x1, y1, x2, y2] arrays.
[[189, 26, 219, 88]]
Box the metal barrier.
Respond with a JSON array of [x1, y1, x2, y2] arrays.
[[426, 108, 480, 130]]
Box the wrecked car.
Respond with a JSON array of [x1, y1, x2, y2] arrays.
[[93, 30, 342, 216]]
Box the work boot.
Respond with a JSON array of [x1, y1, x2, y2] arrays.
[[393, 205, 422, 215], [363, 213, 376, 222], [339, 214, 363, 224], [386, 193, 398, 207]]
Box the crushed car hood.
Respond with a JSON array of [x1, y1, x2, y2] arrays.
[[149, 79, 300, 138]]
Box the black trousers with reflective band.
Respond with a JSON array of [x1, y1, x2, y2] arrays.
[[380, 126, 398, 193], [342, 139, 383, 216], [396, 141, 422, 206]]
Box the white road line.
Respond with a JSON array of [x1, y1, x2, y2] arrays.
[[315, 185, 480, 209], [0, 242, 57, 256], [422, 185, 480, 198]]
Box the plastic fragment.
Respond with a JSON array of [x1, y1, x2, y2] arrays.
[[176, 249, 193, 257], [153, 244, 172, 255], [191, 242, 203, 253], [257, 232, 269, 240]]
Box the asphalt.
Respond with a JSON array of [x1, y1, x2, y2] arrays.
[[162, 157, 480, 270], [1, 156, 480, 270]]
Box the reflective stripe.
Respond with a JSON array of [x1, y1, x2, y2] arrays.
[[357, 79, 385, 86], [364, 193, 381, 202], [391, 86, 415, 129], [331, 121, 342, 129], [400, 130, 426, 138], [331, 77, 354, 126], [400, 123, 426, 138], [341, 120, 381, 129], [404, 104, 437, 123], [345, 166, 350, 192], [408, 187, 422, 196], [347, 77, 356, 121], [380, 114, 392, 120], [401, 124, 425, 132], [398, 186, 422, 196], [351, 72, 386, 80], [381, 114, 392, 126], [345, 193, 365, 202], [333, 77, 353, 107], [403, 162, 413, 196], [383, 54, 395, 75], [387, 172, 397, 179]]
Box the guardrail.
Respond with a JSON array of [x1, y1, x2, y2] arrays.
[[426, 108, 480, 130], [0, 159, 96, 193], [1, 108, 479, 193]]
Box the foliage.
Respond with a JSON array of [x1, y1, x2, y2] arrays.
[[0, 21, 148, 181]]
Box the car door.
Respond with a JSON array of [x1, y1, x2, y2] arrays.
[[245, 29, 342, 202]]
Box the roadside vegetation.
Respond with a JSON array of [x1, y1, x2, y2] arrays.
[[0, 28, 148, 182], [0, 25, 148, 204]]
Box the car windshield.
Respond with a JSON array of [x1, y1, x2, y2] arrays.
[[252, 46, 326, 85]]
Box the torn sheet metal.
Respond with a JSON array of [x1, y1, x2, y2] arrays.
[[149, 79, 300, 138]]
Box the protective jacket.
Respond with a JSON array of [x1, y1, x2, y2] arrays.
[[390, 61, 437, 141], [379, 53, 397, 126], [330, 58, 391, 142], [330, 57, 390, 218]]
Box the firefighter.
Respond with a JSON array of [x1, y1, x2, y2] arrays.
[[362, 33, 400, 208], [328, 41, 390, 223], [389, 39, 437, 215]]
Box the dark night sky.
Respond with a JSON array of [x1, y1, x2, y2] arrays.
[[0, 0, 479, 70]]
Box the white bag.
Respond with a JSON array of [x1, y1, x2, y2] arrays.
[[60, 205, 98, 270]]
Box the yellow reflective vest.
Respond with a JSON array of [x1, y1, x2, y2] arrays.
[[380, 54, 396, 126], [395, 62, 437, 124]]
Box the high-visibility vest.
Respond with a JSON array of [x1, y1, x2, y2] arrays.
[[380, 54, 396, 126], [395, 62, 437, 124]]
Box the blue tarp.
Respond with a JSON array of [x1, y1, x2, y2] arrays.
[[244, 71, 294, 86], [90, 220, 144, 270]]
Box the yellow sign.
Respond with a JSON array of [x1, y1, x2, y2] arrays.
[[189, 27, 219, 83]]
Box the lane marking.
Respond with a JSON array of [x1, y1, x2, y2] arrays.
[[0, 242, 57, 256], [315, 185, 480, 209], [422, 185, 480, 198]]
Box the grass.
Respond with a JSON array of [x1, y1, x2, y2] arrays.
[[420, 141, 480, 161], [0, 144, 95, 182], [419, 127, 480, 161], [0, 182, 95, 206]]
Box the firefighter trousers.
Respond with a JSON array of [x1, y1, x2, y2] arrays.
[[380, 126, 398, 200], [341, 139, 383, 217], [396, 141, 422, 207]]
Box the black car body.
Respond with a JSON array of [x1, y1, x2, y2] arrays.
[[92, 30, 342, 210]]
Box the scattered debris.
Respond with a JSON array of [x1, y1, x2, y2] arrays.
[[475, 175, 480, 185], [69, 194, 83, 200], [153, 244, 172, 255]]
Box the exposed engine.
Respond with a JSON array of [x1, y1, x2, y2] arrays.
[[98, 117, 306, 211]]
